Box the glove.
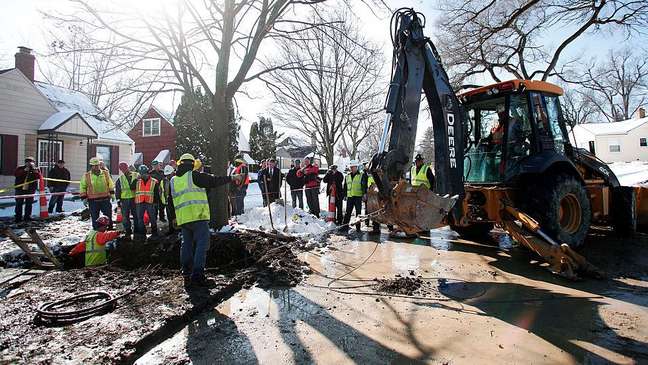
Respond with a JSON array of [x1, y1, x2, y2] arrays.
[[117, 200, 121, 208], [362, 194, 367, 202]]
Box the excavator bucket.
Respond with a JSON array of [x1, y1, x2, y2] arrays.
[[366, 180, 458, 234]]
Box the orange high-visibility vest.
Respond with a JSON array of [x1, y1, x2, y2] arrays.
[[135, 178, 157, 204]]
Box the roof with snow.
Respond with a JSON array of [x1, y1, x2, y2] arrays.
[[151, 105, 174, 124], [239, 129, 250, 152], [575, 117, 648, 136], [38, 111, 98, 137], [35, 81, 133, 144]]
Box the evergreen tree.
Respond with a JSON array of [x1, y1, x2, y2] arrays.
[[249, 122, 262, 162], [175, 87, 239, 166], [175, 88, 211, 164], [249, 116, 281, 161], [417, 126, 435, 165]]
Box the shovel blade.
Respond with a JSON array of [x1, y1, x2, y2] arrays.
[[367, 180, 457, 234]]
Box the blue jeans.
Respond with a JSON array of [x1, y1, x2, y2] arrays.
[[48, 186, 66, 212], [120, 198, 137, 234], [88, 199, 112, 230], [180, 220, 210, 280], [135, 202, 158, 235]]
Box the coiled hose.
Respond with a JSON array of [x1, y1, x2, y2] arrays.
[[34, 290, 132, 326]]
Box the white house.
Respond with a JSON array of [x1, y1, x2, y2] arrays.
[[0, 47, 134, 191], [570, 109, 648, 163]]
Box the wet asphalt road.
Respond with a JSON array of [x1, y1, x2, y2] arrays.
[[136, 227, 648, 364]]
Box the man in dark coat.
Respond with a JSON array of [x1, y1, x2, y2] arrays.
[[257, 159, 268, 207], [47, 159, 70, 213], [285, 160, 305, 209], [14, 156, 41, 222], [263, 159, 283, 204], [322, 165, 344, 225]]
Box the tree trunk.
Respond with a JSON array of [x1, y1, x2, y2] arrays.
[[208, 97, 231, 228]]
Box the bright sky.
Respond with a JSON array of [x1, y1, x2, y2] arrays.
[[0, 0, 639, 141]]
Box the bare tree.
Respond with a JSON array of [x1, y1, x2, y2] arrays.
[[563, 48, 647, 122], [437, 0, 648, 84], [262, 10, 384, 165], [58, 0, 378, 226], [560, 85, 598, 126], [39, 23, 162, 129]]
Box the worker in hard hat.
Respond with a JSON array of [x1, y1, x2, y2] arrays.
[[69, 216, 120, 267], [115, 161, 139, 240], [132, 165, 161, 241], [410, 153, 435, 190], [163, 165, 177, 235], [80, 157, 115, 230], [150, 160, 167, 223], [340, 160, 365, 232], [170, 153, 244, 287], [231, 158, 250, 215]]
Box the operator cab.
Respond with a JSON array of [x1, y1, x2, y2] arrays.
[[458, 80, 569, 184]]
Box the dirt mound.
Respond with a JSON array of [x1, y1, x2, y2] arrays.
[[374, 276, 424, 296], [107, 231, 309, 288]]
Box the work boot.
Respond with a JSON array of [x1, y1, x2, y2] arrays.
[[355, 222, 361, 232], [191, 276, 214, 288], [183, 275, 192, 288], [338, 225, 349, 233]]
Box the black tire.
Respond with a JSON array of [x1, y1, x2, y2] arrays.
[[526, 174, 591, 248], [612, 186, 637, 236], [451, 222, 495, 241]]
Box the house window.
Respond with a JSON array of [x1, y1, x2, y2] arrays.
[[588, 141, 596, 154], [96, 145, 112, 170], [609, 144, 621, 153], [143, 118, 161, 137], [37, 139, 63, 173], [641, 138, 647, 147]]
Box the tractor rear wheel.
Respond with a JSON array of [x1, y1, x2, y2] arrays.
[[528, 174, 591, 248], [451, 222, 495, 242]]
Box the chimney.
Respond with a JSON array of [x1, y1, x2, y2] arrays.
[[14, 46, 35, 82], [635, 107, 646, 120]]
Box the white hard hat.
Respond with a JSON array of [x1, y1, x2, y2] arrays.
[[164, 165, 175, 176], [348, 160, 360, 167]]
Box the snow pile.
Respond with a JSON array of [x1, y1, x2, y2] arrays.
[[234, 202, 333, 238], [608, 161, 648, 186]]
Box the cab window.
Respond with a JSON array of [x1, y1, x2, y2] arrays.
[[544, 95, 565, 153]]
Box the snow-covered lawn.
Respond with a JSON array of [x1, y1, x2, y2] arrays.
[[608, 161, 648, 186]]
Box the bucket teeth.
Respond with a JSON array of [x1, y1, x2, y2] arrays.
[[367, 180, 457, 234]]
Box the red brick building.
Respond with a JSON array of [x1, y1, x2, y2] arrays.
[[128, 106, 176, 166]]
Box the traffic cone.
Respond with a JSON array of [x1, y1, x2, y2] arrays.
[[39, 176, 48, 219], [327, 185, 336, 223]]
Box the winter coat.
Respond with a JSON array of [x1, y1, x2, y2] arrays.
[[262, 167, 283, 194], [14, 164, 41, 192], [47, 166, 71, 190], [286, 167, 305, 189], [302, 164, 320, 189], [322, 170, 343, 197]]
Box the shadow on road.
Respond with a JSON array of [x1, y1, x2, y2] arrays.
[[436, 281, 648, 363], [269, 288, 428, 364]]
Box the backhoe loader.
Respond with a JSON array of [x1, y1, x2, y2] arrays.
[[367, 8, 648, 279]]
